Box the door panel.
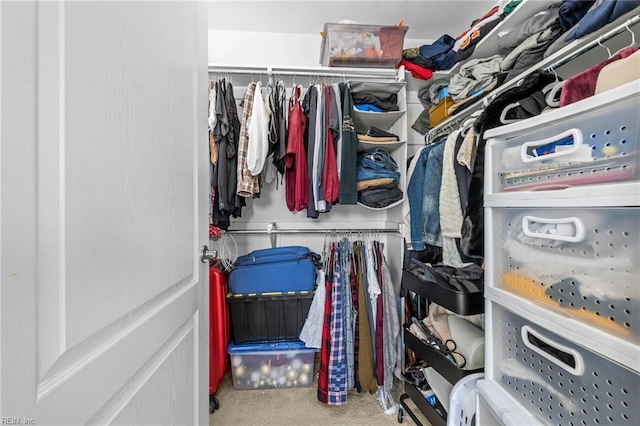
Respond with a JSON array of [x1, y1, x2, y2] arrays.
[[1, 1, 208, 424]]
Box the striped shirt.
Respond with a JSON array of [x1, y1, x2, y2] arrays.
[[237, 83, 260, 197]]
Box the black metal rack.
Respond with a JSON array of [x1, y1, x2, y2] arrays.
[[397, 267, 484, 425]]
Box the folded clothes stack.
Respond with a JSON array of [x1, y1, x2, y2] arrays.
[[356, 126, 400, 143], [356, 148, 403, 208], [353, 91, 399, 112]]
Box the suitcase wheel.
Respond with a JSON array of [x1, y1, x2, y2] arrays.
[[209, 395, 220, 413]]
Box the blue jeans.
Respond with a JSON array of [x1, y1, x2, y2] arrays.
[[356, 168, 400, 182], [407, 140, 445, 250], [357, 148, 398, 171], [423, 142, 445, 245]]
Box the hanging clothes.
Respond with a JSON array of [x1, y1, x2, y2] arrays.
[[237, 82, 260, 198], [304, 86, 319, 218], [283, 85, 309, 212], [354, 242, 377, 394], [270, 80, 288, 176], [317, 245, 334, 404], [246, 81, 271, 176], [313, 85, 328, 212], [338, 83, 358, 205], [327, 240, 348, 405], [209, 79, 244, 230], [322, 84, 340, 205]]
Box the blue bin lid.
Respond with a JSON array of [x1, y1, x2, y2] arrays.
[[227, 341, 312, 354]]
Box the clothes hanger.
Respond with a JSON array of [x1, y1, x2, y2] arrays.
[[544, 67, 564, 108], [597, 37, 613, 59], [625, 22, 637, 46]]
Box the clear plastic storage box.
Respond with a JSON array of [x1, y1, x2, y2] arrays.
[[487, 206, 639, 343], [487, 301, 640, 426], [320, 23, 408, 68], [485, 81, 639, 195], [227, 341, 316, 390]]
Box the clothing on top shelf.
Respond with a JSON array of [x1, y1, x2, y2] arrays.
[[558, 0, 597, 31], [453, 5, 504, 64], [564, 0, 640, 41], [503, 0, 523, 15], [398, 58, 434, 80], [448, 55, 503, 102]]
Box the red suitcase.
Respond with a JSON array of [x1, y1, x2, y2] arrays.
[[209, 262, 230, 413]]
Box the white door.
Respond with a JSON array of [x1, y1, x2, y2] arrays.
[[0, 1, 209, 424]]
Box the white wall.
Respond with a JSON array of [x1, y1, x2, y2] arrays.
[[208, 29, 430, 68]]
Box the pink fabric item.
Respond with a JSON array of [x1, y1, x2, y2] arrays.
[[560, 46, 638, 107]]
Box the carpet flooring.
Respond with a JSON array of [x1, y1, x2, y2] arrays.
[[209, 370, 430, 426]]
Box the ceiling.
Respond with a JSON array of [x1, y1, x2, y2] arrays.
[[206, 0, 498, 41]]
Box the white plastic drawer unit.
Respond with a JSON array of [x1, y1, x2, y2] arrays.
[[488, 302, 640, 426], [488, 207, 639, 342], [485, 81, 640, 194]]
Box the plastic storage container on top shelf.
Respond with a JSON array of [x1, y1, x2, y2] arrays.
[[484, 81, 640, 195], [320, 23, 408, 68], [486, 300, 640, 426], [486, 206, 639, 343]]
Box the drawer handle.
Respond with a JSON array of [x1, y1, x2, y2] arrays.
[[522, 215, 585, 243], [520, 128, 582, 163], [522, 325, 584, 376]]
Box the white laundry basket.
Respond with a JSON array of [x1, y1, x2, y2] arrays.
[[447, 372, 484, 426]]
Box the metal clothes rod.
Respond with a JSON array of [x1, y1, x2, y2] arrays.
[[224, 227, 401, 235], [424, 13, 640, 143], [545, 13, 640, 72], [207, 64, 403, 81]]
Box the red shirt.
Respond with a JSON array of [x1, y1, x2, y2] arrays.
[[284, 86, 309, 211]]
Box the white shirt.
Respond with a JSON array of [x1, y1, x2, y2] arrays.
[[246, 81, 271, 176]]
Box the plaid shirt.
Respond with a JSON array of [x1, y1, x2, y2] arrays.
[[341, 239, 355, 391], [237, 83, 260, 197], [327, 243, 347, 405]]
